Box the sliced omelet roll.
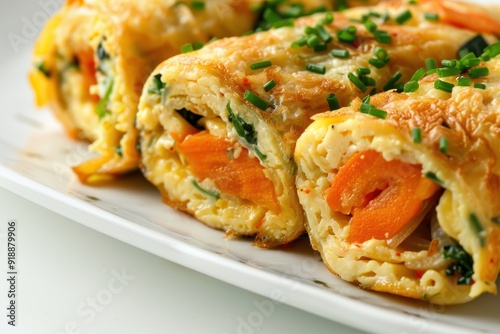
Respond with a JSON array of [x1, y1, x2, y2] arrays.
[[136, 1, 497, 247], [30, 0, 341, 183], [295, 49, 500, 304]]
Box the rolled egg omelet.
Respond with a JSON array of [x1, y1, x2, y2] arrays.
[[30, 0, 340, 183], [295, 48, 500, 304], [136, 0, 498, 247]]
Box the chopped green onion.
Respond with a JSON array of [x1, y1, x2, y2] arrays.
[[191, 1, 205, 10], [192, 180, 220, 200], [244, 90, 269, 110], [181, 43, 194, 53], [320, 12, 334, 24], [425, 171, 444, 186], [356, 67, 371, 76], [360, 76, 376, 87], [457, 76, 471, 86], [369, 58, 387, 68], [468, 67, 489, 78], [425, 57, 437, 70], [364, 20, 378, 33], [395, 9, 412, 24], [263, 79, 276, 92], [250, 60, 272, 70], [314, 44, 328, 52], [474, 83, 486, 90], [434, 80, 454, 93], [374, 46, 388, 61], [291, 36, 308, 48], [439, 137, 448, 153], [410, 67, 426, 82], [316, 24, 333, 43], [348, 72, 367, 92], [383, 71, 402, 91], [374, 30, 392, 44], [462, 58, 481, 68], [412, 127, 422, 144], [441, 59, 457, 68], [326, 93, 340, 110], [469, 213, 486, 247], [424, 12, 439, 21], [307, 34, 321, 47], [331, 49, 350, 58], [436, 67, 461, 78], [337, 29, 357, 43], [272, 18, 294, 28], [306, 63, 326, 74], [360, 102, 371, 113], [484, 42, 500, 58], [403, 81, 419, 93], [368, 107, 387, 119]]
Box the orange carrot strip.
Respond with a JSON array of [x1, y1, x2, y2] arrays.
[[327, 150, 440, 244], [177, 131, 280, 212]]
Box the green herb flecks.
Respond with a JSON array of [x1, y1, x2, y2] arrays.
[[443, 243, 474, 285], [192, 180, 220, 200], [95, 78, 114, 119], [148, 73, 166, 95], [36, 62, 51, 78], [469, 213, 486, 247]]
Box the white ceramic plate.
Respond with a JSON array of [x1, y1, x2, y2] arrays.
[[1, 1, 500, 333]]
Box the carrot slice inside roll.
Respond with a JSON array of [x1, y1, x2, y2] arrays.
[[327, 150, 440, 244], [177, 131, 280, 213]]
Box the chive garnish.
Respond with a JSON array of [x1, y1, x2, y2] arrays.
[[337, 29, 357, 43], [474, 83, 486, 90], [326, 93, 340, 110], [348, 72, 367, 92], [36, 62, 51, 78], [439, 137, 448, 153], [425, 171, 444, 186], [374, 30, 391, 44], [306, 63, 326, 74], [396, 9, 412, 24], [434, 80, 454, 93], [250, 60, 272, 70], [191, 1, 205, 10], [462, 58, 480, 68], [316, 25, 332, 43], [307, 34, 321, 48], [469, 213, 486, 247], [148, 73, 166, 95], [425, 58, 437, 70], [441, 59, 457, 68], [468, 67, 489, 78], [356, 67, 371, 76], [361, 76, 376, 87], [436, 67, 461, 78], [291, 36, 308, 48], [457, 77, 471, 86], [331, 49, 350, 58], [181, 43, 194, 53], [244, 90, 269, 110], [369, 58, 387, 69], [368, 108, 387, 119], [424, 12, 439, 21], [263, 79, 276, 92], [374, 46, 388, 61], [383, 71, 402, 91], [410, 67, 426, 82], [364, 20, 377, 33], [192, 180, 220, 200], [96, 78, 114, 119], [227, 103, 257, 145], [412, 127, 422, 143], [403, 81, 419, 93]]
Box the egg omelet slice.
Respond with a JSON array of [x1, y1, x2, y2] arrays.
[[295, 51, 500, 304], [136, 0, 500, 247]]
